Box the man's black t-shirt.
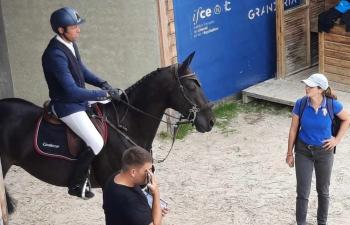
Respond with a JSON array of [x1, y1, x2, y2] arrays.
[[103, 176, 152, 225]]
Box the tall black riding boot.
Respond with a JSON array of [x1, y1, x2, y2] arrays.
[[68, 147, 95, 199]]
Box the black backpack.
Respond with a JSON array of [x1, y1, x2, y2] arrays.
[[298, 96, 341, 151]]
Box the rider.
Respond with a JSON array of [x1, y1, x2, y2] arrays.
[[42, 7, 119, 199]]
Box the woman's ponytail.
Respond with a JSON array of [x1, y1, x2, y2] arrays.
[[323, 87, 337, 99]]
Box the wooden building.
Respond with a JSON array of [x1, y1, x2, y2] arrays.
[[276, 0, 350, 92]]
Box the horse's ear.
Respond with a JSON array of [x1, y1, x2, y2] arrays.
[[179, 51, 195, 74]]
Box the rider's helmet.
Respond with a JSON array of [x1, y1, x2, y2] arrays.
[[50, 7, 85, 33]]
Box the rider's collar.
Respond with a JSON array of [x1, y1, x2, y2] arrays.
[[56, 35, 76, 57]]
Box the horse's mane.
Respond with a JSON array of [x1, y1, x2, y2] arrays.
[[124, 68, 162, 95]]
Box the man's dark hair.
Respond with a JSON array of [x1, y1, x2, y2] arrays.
[[121, 146, 153, 171]]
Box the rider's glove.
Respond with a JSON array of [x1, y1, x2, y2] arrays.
[[100, 81, 113, 90], [108, 89, 121, 101]]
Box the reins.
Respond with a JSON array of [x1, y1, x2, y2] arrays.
[[101, 64, 209, 163]]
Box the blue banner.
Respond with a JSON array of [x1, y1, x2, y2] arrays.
[[174, 0, 300, 100]]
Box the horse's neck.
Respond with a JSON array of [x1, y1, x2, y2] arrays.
[[126, 90, 168, 149], [111, 70, 174, 149]]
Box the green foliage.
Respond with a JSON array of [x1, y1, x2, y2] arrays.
[[158, 131, 171, 140], [239, 99, 291, 115], [213, 102, 239, 130], [157, 99, 291, 140], [175, 123, 194, 140]]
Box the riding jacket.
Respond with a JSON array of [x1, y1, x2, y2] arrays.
[[42, 36, 108, 118]]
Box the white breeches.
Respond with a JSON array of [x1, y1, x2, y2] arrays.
[[60, 111, 104, 155]]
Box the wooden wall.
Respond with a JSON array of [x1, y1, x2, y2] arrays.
[[276, 0, 311, 78], [310, 0, 325, 32], [157, 0, 177, 66], [319, 25, 350, 91]]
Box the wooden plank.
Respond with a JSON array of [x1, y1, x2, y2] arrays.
[[169, 22, 175, 34], [284, 5, 309, 75], [276, 0, 286, 78], [325, 72, 350, 85], [324, 40, 350, 53], [325, 33, 350, 45], [328, 24, 350, 36], [325, 49, 350, 61], [306, 3, 311, 67], [310, 0, 325, 32], [167, 0, 174, 10], [325, 56, 350, 69], [319, 32, 325, 73], [156, 0, 172, 66], [325, 64, 350, 77], [285, 4, 309, 15]]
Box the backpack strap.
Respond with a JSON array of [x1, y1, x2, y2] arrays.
[[326, 97, 338, 153], [326, 97, 335, 121], [298, 96, 308, 121], [297, 96, 308, 136]]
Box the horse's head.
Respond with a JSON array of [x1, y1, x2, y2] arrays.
[[168, 52, 215, 132]]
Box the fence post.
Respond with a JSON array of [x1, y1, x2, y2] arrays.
[[0, 160, 8, 225]]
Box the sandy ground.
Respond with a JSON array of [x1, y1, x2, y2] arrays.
[[6, 106, 350, 225]]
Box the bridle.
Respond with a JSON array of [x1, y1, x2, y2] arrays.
[[173, 63, 201, 125], [100, 64, 212, 163]]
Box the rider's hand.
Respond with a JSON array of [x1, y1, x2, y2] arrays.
[[101, 81, 113, 90], [286, 153, 294, 168], [108, 89, 121, 101]]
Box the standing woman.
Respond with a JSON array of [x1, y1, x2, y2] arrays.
[[286, 73, 350, 225]]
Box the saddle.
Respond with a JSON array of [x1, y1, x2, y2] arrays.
[[33, 101, 108, 161]]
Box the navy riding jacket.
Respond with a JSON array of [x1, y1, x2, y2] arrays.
[[42, 37, 108, 118]]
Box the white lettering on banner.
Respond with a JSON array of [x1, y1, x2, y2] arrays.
[[192, 0, 231, 38], [248, 0, 298, 20]]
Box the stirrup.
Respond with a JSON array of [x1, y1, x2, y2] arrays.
[[81, 170, 94, 200], [81, 178, 91, 199]]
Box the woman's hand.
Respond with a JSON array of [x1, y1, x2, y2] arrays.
[[322, 136, 339, 150], [286, 153, 294, 167]]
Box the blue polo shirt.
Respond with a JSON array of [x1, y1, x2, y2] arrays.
[[292, 97, 343, 146]]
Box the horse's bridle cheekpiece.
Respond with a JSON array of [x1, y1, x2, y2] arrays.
[[173, 63, 201, 125]]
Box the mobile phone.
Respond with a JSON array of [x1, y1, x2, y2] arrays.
[[160, 198, 168, 209], [143, 190, 168, 209], [146, 171, 152, 185]]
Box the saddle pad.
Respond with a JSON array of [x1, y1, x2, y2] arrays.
[[34, 116, 81, 161]]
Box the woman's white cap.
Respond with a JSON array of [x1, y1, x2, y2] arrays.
[[301, 73, 329, 90]]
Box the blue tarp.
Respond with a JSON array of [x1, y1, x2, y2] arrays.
[[174, 0, 301, 100]]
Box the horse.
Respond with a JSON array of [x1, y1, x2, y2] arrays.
[[0, 52, 215, 214]]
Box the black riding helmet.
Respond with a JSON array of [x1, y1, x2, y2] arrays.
[[50, 7, 85, 33]]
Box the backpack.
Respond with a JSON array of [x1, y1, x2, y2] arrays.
[[298, 96, 341, 152]]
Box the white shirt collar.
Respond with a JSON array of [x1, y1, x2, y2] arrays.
[[55, 35, 76, 57]]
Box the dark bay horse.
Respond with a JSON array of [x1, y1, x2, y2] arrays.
[[0, 53, 215, 213]]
